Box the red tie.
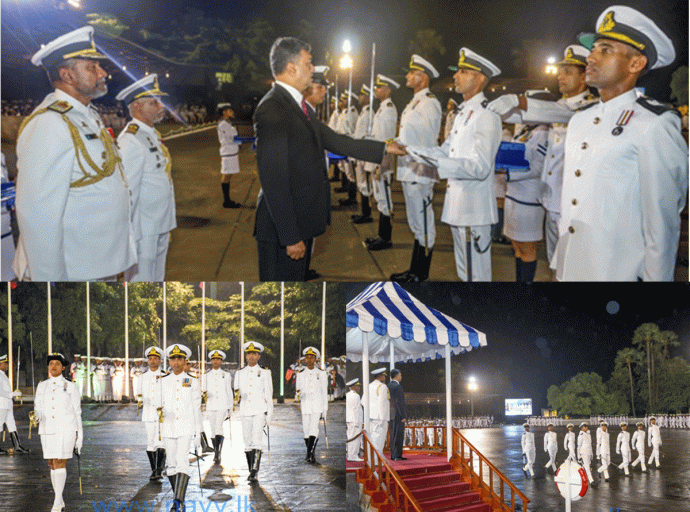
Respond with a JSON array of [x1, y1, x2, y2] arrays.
[[301, 99, 311, 120]]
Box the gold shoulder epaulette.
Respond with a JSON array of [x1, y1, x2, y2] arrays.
[[426, 92, 435, 98], [47, 100, 73, 114], [126, 123, 139, 135]]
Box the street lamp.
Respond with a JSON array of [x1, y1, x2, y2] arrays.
[[545, 56, 558, 75], [468, 376, 478, 417], [340, 51, 353, 112]]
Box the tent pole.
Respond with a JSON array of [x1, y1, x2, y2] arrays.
[[363, 330, 370, 435], [389, 340, 394, 373], [445, 344, 451, 461]]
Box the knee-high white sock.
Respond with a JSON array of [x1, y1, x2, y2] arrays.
[[52, 468, 67, 508]]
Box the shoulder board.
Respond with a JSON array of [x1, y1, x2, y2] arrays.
[[47, 100, 73, 114], [575, 102, 597, 112], [636, 96, 680, 117], [261, 366, 269, 370], [298, 368, 305, 372], [585, 94, 597, 101], [481, 99, 489, 108], [160, 372, 172, 378], [426, 92, 435, 98], [126, 123, 140, 135]]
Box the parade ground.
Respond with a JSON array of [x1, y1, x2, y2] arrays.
[[346, 424, 690, 512], [1, 400, 346, 512]]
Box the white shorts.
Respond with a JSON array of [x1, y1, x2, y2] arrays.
[[41, 431, 76, 460], [220, 155, 240, 175], [503, 198, 544, 242]]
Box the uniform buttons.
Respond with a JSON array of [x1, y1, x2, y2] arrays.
[[593, 117, 600, 124], [569, 226, 575, 234], [581, 142, 588, 150], [101, 152, 106, 159], [575, 170, 582, 177], [547, 171, 552, 176], [572, 198, 577, 205]]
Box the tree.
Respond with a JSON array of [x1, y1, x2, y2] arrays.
[[547, 372, 628, 416], [670, 66, 688, 107], [408, 29, 446, 61], [632, 323, 660, 412], [614, 348, 641, 417]]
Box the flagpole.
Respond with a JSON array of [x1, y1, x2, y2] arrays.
[[47, 283, 52, 354], [8, 283, 13, 390], [124, 282, 130, 400], [368, 43, 376, 135], [321, 283, 326, 370], [240, 282, 245, 369], [201, 282, 206, 383], [162, 283, 167, 353], [86, 282, 91, 398], [280, 282, 285, 401]]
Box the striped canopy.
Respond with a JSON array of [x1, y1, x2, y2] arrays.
[[346, 282, 487, 363]]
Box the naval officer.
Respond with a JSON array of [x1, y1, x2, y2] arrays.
[[295, 346, 329, 462], [405, 48, 503, 282], [34, 353, 82, 512], [521, 422, 536, 478], [217, 103, 242, 208], [234, 342, 273, 482], [345, 378, 363, 462], [368, 367, 390, 461], [13, 26, 135, 281], [139, 346, 167, 481], [616, 421, 632, 476], [0, 354, 28, 454], [153, 344, 201, 511], [204, 349, 233, 463], [116, 74, 176, 282]]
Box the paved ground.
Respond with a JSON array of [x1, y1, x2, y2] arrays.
[[1, 400, 345, 512], [347, 424, 690, 512]]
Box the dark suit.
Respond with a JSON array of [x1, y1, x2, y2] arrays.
[[253, 83, 386, 280], [388, 379, 406, 459]]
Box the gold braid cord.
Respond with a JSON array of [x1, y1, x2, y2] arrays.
[[17, 109, 122, 189], [159, 142, 173, 185]]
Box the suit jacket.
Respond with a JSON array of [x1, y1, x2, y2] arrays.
[[253, 83, 386, 246], [388, 379, 406, 420]]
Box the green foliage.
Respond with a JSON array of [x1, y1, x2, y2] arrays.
[[669, 66, 688, 107], [547, 372, 628, 416], [86, 13, 129, 38]]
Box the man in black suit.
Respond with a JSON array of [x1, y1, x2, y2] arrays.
[[388, 368, 406, 460], [253, 37, 405, 281]]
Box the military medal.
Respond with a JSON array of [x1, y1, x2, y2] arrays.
[[612, 110, 633, 136]]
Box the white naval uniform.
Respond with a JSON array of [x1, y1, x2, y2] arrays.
[[218, 119, 240, 174], [397, 87, 442, 249], [118, 121, 176, 282], [368, 379, 390, 457], [295, 366, 328, 438], [503, 124, 548, 242], [543, 430, 558, 471], [111, 366, 125, 401], [130, 365, 144, 399], [631, 428, 647, 470], [552, 90, 688, 281], [204, 368, 233, 437], [140, 368, 165, 451], [616, 430, 631, 474], [596, 429, 611, 479], [234, 364, 273, 451], [443, 109, 457, 142], [648, 423, 662, 467], [564, 430, 576, 461], [346, 389, 363, 461], [153, 371, 201, 476], [34, 375, 82, 459], [364, 98, 398, 216], [521, 430, 535, 476], [0, 369, 17, 433], [336, 106, 359, 181], [522, 92, 598, 261], [577, 430, 594, 482], [408, 92, 501, 280], [1, 152, 16, 281], [13, 89, 135, 281], [353, 104, 372, 196], [328, 110, 339, 131]]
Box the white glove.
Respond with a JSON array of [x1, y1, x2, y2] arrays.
[[75, 430, 83, 453], [486, 94, 519, 116], [11, 390, 22, 398], [195, 433, 202, 452]]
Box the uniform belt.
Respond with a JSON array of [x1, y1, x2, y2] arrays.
[[505, 194, 541, 207], [221, 153, 239, 157]]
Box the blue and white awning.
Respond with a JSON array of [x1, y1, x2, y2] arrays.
[[346, 282, 487, 363]]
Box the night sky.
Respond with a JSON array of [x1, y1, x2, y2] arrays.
[[346, 283, 690, 416]]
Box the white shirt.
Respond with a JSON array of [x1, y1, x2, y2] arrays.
[[554, 89, 688, 281], [648, 423, 662, 446], [364, 98, 399, 174], [336, 106, 359, 136], [522, 431, 535, 452], [397, 87, 442, 184], [295, 366, 328, 416], [616, 430, 631, 454], [0, 370, 13, 410], [632, 429, 646, 451], [544, 430, 557, 450], [275, 80, 303, 108], [346, 389, 363, 424], [34, 374, 82, 436], [353, 104, 372, 139], [597, 429, 610, 456], [153, 370, 201, 438], [505, 124, 549, 205], [204, 368, 233, 411], [217, 119, 239, 157], [13, 89, 135, 281], [578, 430, 593, 456], [564, 431, 576, 451], [234, 364, 273, 418], [368, 379, 390, 422], [140, 368, 164, 422]]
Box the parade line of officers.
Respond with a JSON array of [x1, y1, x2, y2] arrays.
[[23, 343, 330, 512], [521, 417, 663, 485], [5, 3, 688, 283]]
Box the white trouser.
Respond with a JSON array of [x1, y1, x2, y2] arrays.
[[370, 419, 388, 460], [241, 414, 265, 451], [355, 161, 370, 196], [523, 447, 535, 476], [544, 210, 560, 263], [129, 232, 170, 282], [648, 443, 661, 466], [205, 410, 227, 438], [372, 173, 393, 216], [545, 446, 557, 470], [340, 160, 355, 181], [164, 435, 192, 476], [568, 447, 577, 462], [346, 422, 362, 460], [618, 449, 631, 473], [580, 452, 594, 482], [301, 412, 320, 438], [597, 452, 610, 479], [632, 449, 647, 470], [0, 407, 17, 432], [450, 225, 492, 282], [145, 421, 164, 451], [402, 181, 435, 248]]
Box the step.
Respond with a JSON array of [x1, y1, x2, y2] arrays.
[[409, 480, 472, 501], [403, 470, 461, 488], [396, 463, 453, 477], [417, 490, 483, 511], [436, 503, 491, 512]]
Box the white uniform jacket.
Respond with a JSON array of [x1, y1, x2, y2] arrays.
[[153, 371, 201, 438], [521, 431, 535, 452], [34, 375, 82, 437], [346, 390, 363, 425], [328, 110, 339, 131], [364, 98, 399, 173], [353, 105, 371, 139], [597, 430, 610, 457], [648, 424, 662, 446], [204, 368, 233, 412], [117, 121, 176, 240], [13, 89, 135, 281], [616, 430, 631, 454], [336, 106, 358, 136], [0, 370, 14, 411], [408, 93, 501, 226], [631, 429, 645, 452], [505, 124, 549, 205], [140, 368, 165, 422], [368, 380, 390, 422], [578, 430, 593, 456], [397, 87, 442, 184], [554, 90, 688, 281], [544, 431, 557, 451], [217, 119, 239, 158], [295, 366, 328, 416], [234, 365, 273, 418]]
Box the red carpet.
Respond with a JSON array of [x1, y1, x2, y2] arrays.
[[352, 452, 491, 512]]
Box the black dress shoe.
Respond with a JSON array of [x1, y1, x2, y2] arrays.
[[392, 457, 407, 461], [305, 268, 321, 281], [351, 215, 373, 224], [367, 238, 393, 251], [390, 270, 420, 282]]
